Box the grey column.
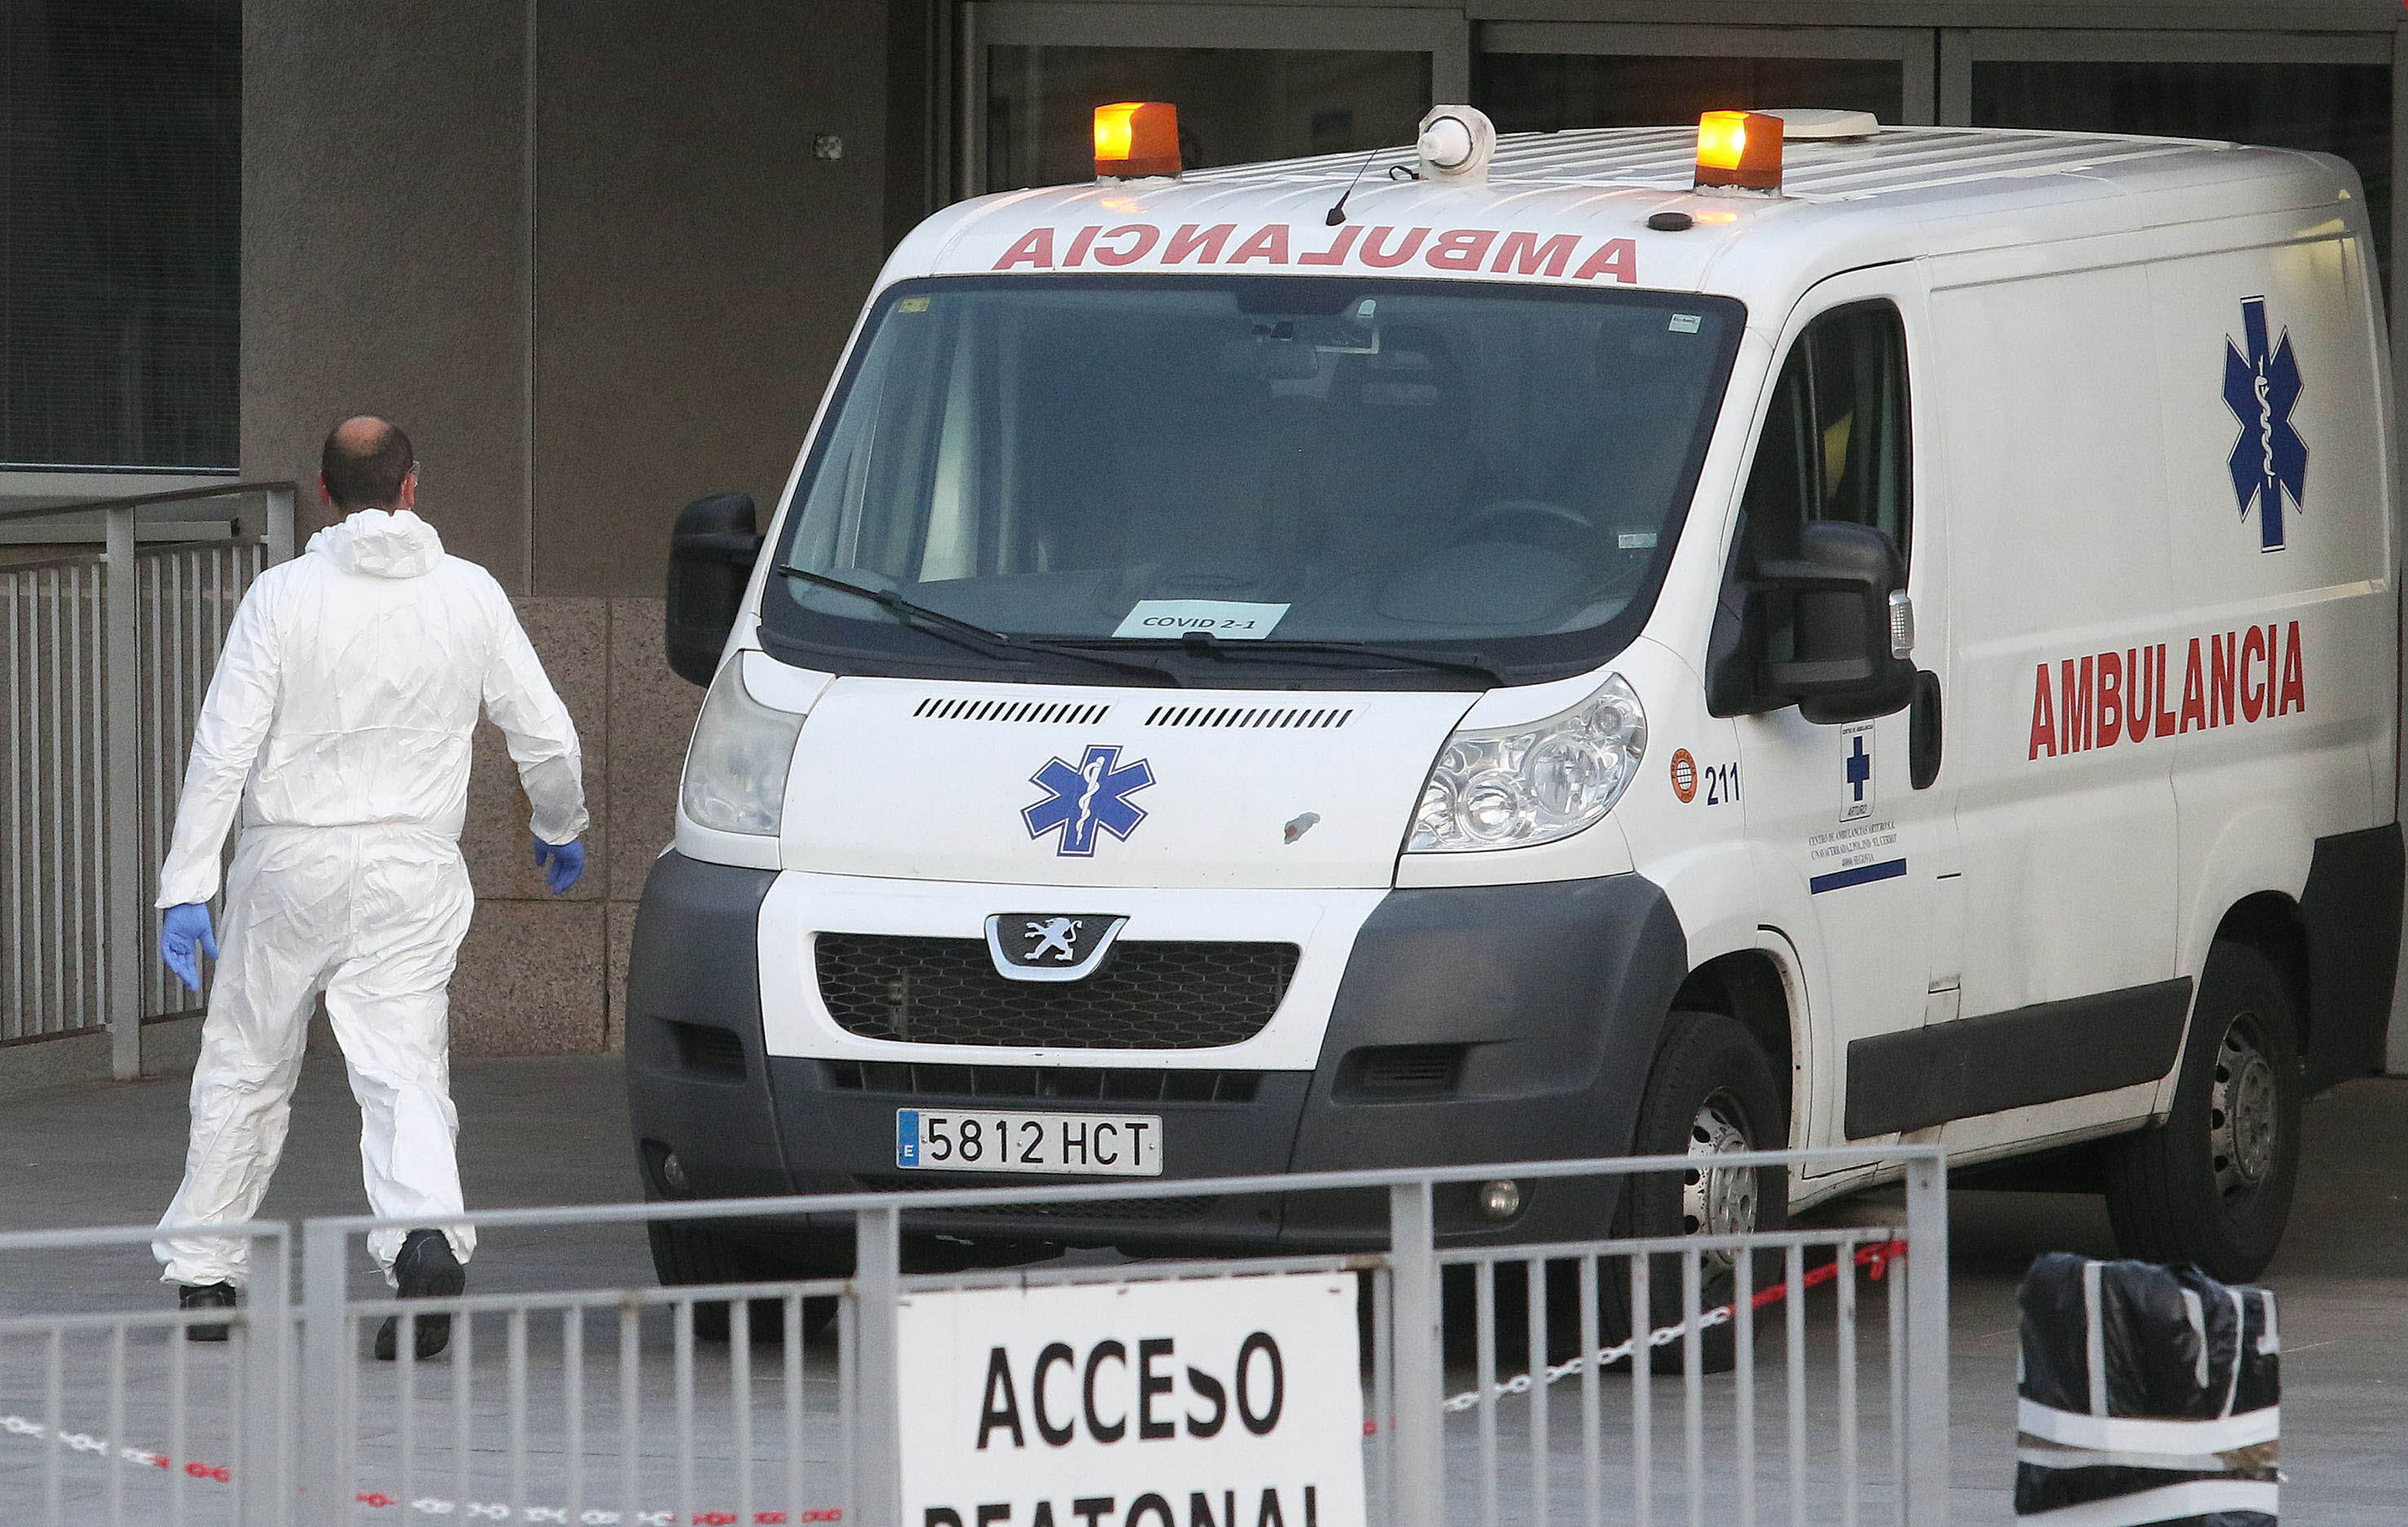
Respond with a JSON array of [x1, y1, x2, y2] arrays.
[[1903, 1151, 1952, 1525], [1389, 1180, 1443, 1527], [854, 1204, 903, 1526], [104, 505, 142, 1081]]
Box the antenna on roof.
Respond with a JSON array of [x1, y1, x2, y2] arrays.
[[1324, 146, 1384, 226]]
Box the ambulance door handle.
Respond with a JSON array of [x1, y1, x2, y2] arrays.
[[1909, 671, 1943, 790]]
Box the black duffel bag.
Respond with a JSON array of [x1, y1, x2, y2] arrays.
[[2016, 1251, 2279, 1525]]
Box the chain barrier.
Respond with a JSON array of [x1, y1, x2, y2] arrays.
[[1435, 1237, 1908, 1414], [0, 1412, 219, 1478], [1, 1414, 839, 1525], [350, 1502, 843, 1524]]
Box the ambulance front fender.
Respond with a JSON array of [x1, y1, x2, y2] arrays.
[[1645, 842, 1831, 1153], [1645, 840, 1779, 973]]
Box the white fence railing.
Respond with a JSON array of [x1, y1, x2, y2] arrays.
[[0, 484, 294, 1064], [0, 1148, 1949, 1527], [0, 1220, 290, 1527]]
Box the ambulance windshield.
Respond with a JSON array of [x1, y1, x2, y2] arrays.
[[763, 276, 1743, 688]]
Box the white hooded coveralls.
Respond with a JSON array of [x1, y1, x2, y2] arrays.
[[154, 509, 588, 1286]]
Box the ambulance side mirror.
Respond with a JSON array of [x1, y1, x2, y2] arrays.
[[1750, 520, 1915, 724], [666, 492, 762, 687]]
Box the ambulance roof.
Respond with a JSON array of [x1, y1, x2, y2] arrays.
[[885, 125, 2362, 309], [1194, 123, 2309, 204]]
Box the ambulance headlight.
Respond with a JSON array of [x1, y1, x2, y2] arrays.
[[679, 660, 806, 837], [1407, 675, 1646, 853]]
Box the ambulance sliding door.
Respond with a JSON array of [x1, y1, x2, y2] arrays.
[[1729, 268, 1963, 1170], [1928, 251, 2181, 1157]]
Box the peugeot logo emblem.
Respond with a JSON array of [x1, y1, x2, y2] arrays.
[[984, 914, 1129, 983]]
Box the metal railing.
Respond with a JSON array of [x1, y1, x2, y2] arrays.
[[0, 1147, 1949, 1527], [0, 483, 295, 1069], [0, 1220, 291, 1526]]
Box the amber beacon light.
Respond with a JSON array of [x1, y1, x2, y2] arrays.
[[1094, 101, 1182, 179], [1694, 110, 1783, 192]]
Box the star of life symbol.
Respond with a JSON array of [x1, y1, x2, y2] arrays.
[[2222, 294, 2308, 551], [1023, 917, 1082, 963], [1022, 744, 1155, 856]]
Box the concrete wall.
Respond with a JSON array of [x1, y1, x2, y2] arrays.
[[240, 0, 892, 1054], [533, 2, 889, 599], [452, 596, 693, 1055], [242, 0, 534, 581]]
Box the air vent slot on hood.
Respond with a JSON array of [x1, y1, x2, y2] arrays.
[[913, 697, 1111, 726], [1144, 705, 1354, 730]]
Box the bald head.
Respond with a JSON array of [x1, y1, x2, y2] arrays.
[[319, 416, 417, 511]]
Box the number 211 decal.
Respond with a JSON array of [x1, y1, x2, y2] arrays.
[[1700, 760, 1739, 805], [1670, 750, 1740, 806]]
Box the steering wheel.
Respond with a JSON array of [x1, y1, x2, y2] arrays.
[[1456, 499, 1597, 542]]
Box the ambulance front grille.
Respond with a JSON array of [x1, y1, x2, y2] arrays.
[[814, 935, 1298, 1050], [822, 1060, 1262, 1104]]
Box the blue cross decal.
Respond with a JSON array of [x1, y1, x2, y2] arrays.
[[1023, 745, 1155, 857], [2221, 295, 2308, 552], [1845, 735, 1871, 805]]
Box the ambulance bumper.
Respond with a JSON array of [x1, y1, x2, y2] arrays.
[[625, 850, 1690, 1254]]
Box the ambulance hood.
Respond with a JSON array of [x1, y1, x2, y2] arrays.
[[780, 676, 1479, 889]]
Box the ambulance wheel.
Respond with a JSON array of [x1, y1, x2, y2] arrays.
[[2103, 941, 2302, 1283], [647, 1221, 841, 1343], [1614, 1010, 1788, 1374]]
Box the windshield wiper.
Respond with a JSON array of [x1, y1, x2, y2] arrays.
[[1212, 637, 1509, 688], [1012, 636, 1188, 687], [1054, 631, 1509, 688], [775, 566, 1182, 687]]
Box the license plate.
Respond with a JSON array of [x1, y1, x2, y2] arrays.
[[894, 1108, 1163, 1177]]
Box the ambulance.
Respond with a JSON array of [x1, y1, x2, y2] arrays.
[[625, 104, 2404, 1316]]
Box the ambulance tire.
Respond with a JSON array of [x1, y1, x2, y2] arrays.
[[1613, 1010, 1789, 1374], [2103, 941, 2302, 1284], [647, 1221, 841, 1344]]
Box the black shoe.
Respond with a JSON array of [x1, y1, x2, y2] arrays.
[[373, 1229, 466, 1361], [178, 1282, 237, 1343]]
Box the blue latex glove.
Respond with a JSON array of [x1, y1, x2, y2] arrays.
[[160, 904, 219, 994], [532, 835, 585, 896]]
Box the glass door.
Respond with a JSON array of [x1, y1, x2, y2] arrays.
[[963, 3, 1469, 196], [1941, 29, 2395, 285], [1475, 22, 1939, 134]]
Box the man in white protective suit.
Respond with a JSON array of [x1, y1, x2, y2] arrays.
[[152, 416, 589, 1359]]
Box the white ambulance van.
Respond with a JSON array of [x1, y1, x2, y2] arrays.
[[626, 107, 2402, 1315]]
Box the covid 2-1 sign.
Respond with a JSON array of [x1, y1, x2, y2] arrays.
[[898, 1272, 1365, 1527]]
